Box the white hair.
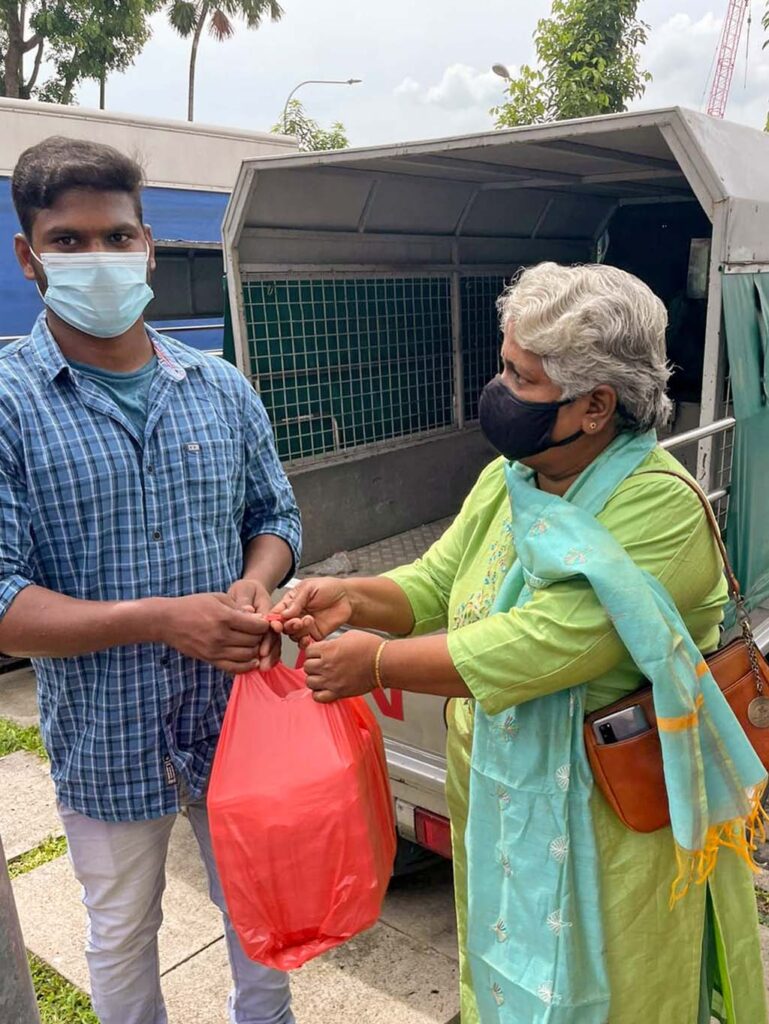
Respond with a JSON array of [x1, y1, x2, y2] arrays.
[[497, 262, 673, 431]]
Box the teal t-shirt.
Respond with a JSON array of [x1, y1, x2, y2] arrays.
[[69, 356, 158, 438]]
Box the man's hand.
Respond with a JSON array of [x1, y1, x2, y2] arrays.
[[228, 578, 271, 614], [303, 630, 381, 703], [157, 592, 274, 674], [270, 578, 354, 648], [227, 579, 281, 670]]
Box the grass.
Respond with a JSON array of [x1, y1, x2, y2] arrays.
[[8, 834, 68, 879], [0, 719, 92, 1021], [28, 954, 98, 1024], [0, 716, 47, 759], [756, 886, 769, 927]]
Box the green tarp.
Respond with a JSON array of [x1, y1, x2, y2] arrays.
[[721, 272, 769, 612]]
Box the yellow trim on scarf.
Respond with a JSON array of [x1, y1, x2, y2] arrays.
[[670, 783, 768, 908], [657, 693, 705, 733]]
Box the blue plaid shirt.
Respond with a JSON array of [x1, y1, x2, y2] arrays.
[[0, 315, 301, 821]]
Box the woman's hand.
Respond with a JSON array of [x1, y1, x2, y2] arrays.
[[270, 578, 354, 648], [303, 630, 382, 703]]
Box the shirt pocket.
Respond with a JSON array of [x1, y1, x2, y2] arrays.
[[179, 438, 238, 524]]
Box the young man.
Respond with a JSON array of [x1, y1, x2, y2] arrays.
[[1, 136, 301, 1024]]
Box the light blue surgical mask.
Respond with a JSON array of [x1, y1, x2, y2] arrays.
[[32, 246, 154, 339]]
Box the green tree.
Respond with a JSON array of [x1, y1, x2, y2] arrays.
[[0, 1, 159, 103], [0, 2, 45, 98], [166, 0, 283, 122], [493, 0, 651, 128], [36, 1, 163, 106], [272, 97, 348, 151]]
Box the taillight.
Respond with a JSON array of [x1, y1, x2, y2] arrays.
[[414, 808, 453, 859]]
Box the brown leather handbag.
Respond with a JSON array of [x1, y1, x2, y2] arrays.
[[583, 470, 769, 833]]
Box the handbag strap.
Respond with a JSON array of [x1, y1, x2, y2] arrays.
[[639, 470, 740, 600], [639, 469, 764, 687]]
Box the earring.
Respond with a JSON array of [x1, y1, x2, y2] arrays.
[[589, 422, 598, 431]]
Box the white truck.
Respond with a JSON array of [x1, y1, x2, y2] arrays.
[[222, 107, 769, 858]]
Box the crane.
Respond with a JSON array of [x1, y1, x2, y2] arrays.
[[707, 0, 751, 118]]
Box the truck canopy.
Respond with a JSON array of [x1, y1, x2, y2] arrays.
[[223, 107, 769, 269], [223, 107, 769, 619]]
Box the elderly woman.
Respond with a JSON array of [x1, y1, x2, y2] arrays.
[[273, 263, 767, 1024]]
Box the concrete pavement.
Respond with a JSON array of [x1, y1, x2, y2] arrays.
[[0, 750, 62, 860], [1, 666, 459, 1024], [3, 665, 769, 1024]]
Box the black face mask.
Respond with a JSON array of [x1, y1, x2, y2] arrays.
[[478, 375, 584, 462]]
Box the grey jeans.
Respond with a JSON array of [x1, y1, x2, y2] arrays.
[[58, 796, 294, 1024]]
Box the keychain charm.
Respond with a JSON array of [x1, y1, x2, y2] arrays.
[[748, 696, 769, 729]]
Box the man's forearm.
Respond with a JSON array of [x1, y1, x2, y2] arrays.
[[0, 585, 163, 659], [240, 535, 294, 594]]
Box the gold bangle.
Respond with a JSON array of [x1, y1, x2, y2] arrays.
[[373, 639, 390, 691]]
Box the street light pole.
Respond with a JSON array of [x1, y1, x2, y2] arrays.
[[281, 78, 362, 133]]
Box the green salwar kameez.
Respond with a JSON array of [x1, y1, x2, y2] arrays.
[[386, 447, 767, 1023]]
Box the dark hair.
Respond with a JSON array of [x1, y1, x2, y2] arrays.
[[11, 136, 145, 237]]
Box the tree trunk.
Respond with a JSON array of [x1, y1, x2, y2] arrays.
[[4, 5, 24, 99], [187, 1, 210, 122], [99, 73, 105, 109], [23, 37, 44, 98], [60, 70, 76, 106]]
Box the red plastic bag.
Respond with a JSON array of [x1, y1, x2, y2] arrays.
[[208, 661, 396, 970]]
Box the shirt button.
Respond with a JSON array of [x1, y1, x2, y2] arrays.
[[152, 530, 161, 541], [146, 464, 155, 474], [160, 655, 170, 666]]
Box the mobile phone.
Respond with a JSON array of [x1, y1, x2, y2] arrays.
[[591, 704, 650, 745]]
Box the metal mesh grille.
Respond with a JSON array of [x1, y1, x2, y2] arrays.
[[243, 277, 454, 463], [461, 275, 507, 420]]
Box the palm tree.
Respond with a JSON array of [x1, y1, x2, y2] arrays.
[[167, 0, 284, 121]]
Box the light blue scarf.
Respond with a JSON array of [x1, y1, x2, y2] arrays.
[[466, 430, 766, 1023]]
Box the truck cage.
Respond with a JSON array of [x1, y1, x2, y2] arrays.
[[226, 108, 769, 846]]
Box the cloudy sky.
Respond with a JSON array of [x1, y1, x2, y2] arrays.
[[68, 0, 769, 146]]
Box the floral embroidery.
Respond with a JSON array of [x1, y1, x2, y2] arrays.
[[500, 852, 514, 878], [452, 519, 514, 630], [555, 764, 571, 791], [549, 835, 569, 863], [529, 517, 550, 536], [546, 909, 572, 935], [537, 983, 559, 1006], [482, 542, 509, 587], [453, 591, 495, 630], [491, 918, 508, 943], [563, 548, 588, 567], [491, 982, 505, 1007], [496, 784, 511, 808], [500, 714, 519, 741]]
